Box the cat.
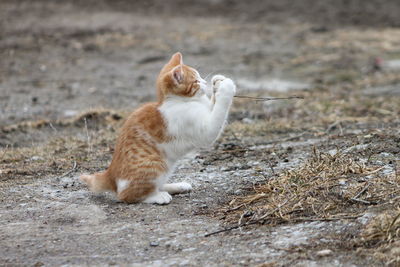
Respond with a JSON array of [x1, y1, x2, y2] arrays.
[[80, 52, 236, 204]]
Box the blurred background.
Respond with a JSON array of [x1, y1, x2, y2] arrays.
[[1, 0, 400, 127]]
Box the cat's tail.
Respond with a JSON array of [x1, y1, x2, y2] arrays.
[[80, 172, 115, 193]]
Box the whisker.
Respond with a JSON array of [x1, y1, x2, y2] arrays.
[[203, 69, 233, 81], [204, 70, 219, 81]]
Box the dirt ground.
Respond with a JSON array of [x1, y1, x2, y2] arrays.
[[1, 1, 400, 266]]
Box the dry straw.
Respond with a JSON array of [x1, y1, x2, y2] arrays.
[[207, 147, 400, 236], [363, 208, 400, 245]]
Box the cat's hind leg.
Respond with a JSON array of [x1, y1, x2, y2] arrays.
[[80, 172, 115, 193], [162, 182, 192, 195]]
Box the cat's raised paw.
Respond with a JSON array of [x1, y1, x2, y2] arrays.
[[142, 191, 172, 205], [212, 75, 226, 92], [216, 78, 236, 99]]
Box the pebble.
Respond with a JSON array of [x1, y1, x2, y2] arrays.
[[150, 241, 159, 247], [30, 156, 43, 161], [316, 249, 333, 257], [64, 110, 78, 117], [242, 118, 254, 124]]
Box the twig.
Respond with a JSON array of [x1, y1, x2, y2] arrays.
[[229, 129, 242, 144], [350, 183, 374, 204], [234, 95, 304, 101], [255, 132, 307, 146], [268, 161, 276, 176], [387, 211, 400, 233], [364, 166, 384, 175], [57, 161, 77, 179], [204, 220, 259, 237], [238, 212, 246, 233], [226, 203, 246, 212], [351, 198, 372, 204], [84, 118, 92, 153], [326, 121, 342, 133], [0, 145, 9, 161], [291, 215, 362, 223], [48, 122, 58, 133], [352, 183, 370, 199], [205, 198, 291, 237]]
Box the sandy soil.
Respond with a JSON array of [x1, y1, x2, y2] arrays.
[[1, 1, 400, 266]]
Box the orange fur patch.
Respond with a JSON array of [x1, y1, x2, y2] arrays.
[[156, 52, 201, 102]]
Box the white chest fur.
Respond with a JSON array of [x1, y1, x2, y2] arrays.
[[158, 95, 213, 164], [158, 77, 236, 170]]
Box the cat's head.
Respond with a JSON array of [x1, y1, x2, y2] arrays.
[[156, 52, 208, 101]]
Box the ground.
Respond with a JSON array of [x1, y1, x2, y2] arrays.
[[1, 1, 400, 266]]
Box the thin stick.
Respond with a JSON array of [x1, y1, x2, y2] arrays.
[[84, 118, 92, 153], [351, 198, 372, 205], [205, 198, 291, 237], [204, 214, 362, 237], [238, 212, 246, 233], [204, 220, 258, 237], [352, 183, 370, 200], [49, 122, 58, 133], [0, 145, 9, 161], [57, 161, 77, 179], [234, 95, 304, 101], [291, 215, 362, 223], [255, 132, 306, 146]]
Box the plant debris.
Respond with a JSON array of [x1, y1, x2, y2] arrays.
[[216, 147, 399, 230], [361, 208, 400, 266]]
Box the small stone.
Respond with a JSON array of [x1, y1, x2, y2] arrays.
[[30, 156, 43, 161], [242, 118, 254, 124], [64, 110, 78, 117], [150, 241, 159, 247], [316, 249, 333, 257]]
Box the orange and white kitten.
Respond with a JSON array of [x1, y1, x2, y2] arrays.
[[80, 52, 236, 204]]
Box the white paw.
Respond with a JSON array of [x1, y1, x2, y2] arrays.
[[176, 182, 192, 193], [162, 182, 192, 195], [212, 74, 226, 92], [216, 78, 236, 99], [142, 191, 172, 205]]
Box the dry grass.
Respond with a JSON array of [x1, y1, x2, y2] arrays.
[[0, 109, 127, 185], [0, 108, 125, 133], [361, 208, 400, 266], [363, 208, 400, 244], [223, 147, 400, 226]]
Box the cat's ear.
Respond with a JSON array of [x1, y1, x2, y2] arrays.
[[170, 52, 183, 66], [171, 65, 184, 84]]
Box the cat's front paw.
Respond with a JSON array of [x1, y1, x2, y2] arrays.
[[212, 74, 226, 92], [216, 78, 236, 99]]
